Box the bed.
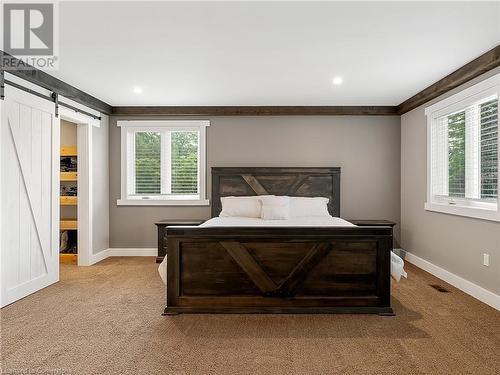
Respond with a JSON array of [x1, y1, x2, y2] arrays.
[[161, 167, 396, 315]]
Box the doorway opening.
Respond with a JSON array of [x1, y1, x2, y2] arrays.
[[58, 110, 94, 267], [59, 120, 78, 265]]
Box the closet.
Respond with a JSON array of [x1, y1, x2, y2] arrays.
[[59, 120, 78, 264]]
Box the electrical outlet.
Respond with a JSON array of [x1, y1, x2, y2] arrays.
[[483, 253, 490, 267]]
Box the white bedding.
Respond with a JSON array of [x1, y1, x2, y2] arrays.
[[158, 216, 407, 284], [200, 216, 356, 227]]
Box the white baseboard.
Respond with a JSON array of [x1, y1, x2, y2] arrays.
[[89, 248, 157, 265], [89, 248, 110, 265], [108, 248, 157, 256], [398, 249, 500, 311]]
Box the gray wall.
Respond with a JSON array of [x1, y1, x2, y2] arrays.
[[401, 68, 500, 295], [61, 120, 77, 146], [109, 115, 401, 248], [92, 115, 110, 254]]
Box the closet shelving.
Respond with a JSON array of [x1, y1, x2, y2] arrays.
[[60, 145, 78, 264], [60, 220, 78, 230]]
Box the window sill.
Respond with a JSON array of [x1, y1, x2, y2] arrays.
[[117, 198, 210, 206], [424, 202, 500, 222]]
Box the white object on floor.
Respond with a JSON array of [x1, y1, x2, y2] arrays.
[[158, 256, 167, 285], [391, 251, 407, 282]]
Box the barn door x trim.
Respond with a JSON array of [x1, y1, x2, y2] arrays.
[[0, 85, 59, 307]]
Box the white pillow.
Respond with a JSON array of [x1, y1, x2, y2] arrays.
[[289, 196, 330, 218], [220, 196, 273, 218], [259, 196, 290, 220]]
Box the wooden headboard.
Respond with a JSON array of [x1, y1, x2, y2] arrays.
[[211, 167, 341, 217]]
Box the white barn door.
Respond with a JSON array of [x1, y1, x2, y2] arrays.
[[1, 86, 59, 307]]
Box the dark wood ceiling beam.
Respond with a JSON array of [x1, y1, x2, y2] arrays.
[[1, 51, 112, 114], [3, 45, 499, 117], [111, 106, 398, 116], [397, 45, 500, 115]]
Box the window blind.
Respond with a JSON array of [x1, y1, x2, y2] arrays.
[[480, 99, 498, 200], [119, 120, 208, 205], [447, 111, 466, 197], [171, 131, 199, 195], [134, 132, 161, 194], [431, 96, 498, 203], [131, 130, 199, 196]]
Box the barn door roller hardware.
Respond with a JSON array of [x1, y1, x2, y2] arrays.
[[1, 77, 101, 120], [0, 70, 4, 100], [52, 92, 59, 117]]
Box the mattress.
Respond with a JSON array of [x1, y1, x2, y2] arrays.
[[200, 216, 356, 227], [158, 216, 407, 284]]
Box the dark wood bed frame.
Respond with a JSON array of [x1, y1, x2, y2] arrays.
[[164, 167, 394, 315]]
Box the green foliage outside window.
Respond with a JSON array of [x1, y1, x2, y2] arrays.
[[134, 131, 198, 195], [171, 132, 198, 194], [448, 111, 466, 197], [480, 100, 498, 199], [445, 100, 498, 200], [135, 132, 161, 194]]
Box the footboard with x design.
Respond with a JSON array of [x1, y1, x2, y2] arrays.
[[164, 226, 393, 315]]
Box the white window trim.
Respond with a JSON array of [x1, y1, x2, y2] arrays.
[[117, 120, 210, 206], [425, 74, 500, 222]]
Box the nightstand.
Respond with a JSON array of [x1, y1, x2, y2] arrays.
[[347, 219, 396, 243], [154, 219, 205, 263], [348, 219, 396, 228]]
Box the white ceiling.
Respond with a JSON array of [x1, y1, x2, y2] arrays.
[[55, 1, 500, 106]]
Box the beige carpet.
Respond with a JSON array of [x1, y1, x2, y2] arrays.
[[1, 257, 499, 375]]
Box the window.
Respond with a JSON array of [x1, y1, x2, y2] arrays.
[[117, 120, 209, 205], [425, 74, 499, 221]]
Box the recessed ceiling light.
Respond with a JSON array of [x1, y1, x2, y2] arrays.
[[332, 76, 343, 86], [133, 86, 143, 94]]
